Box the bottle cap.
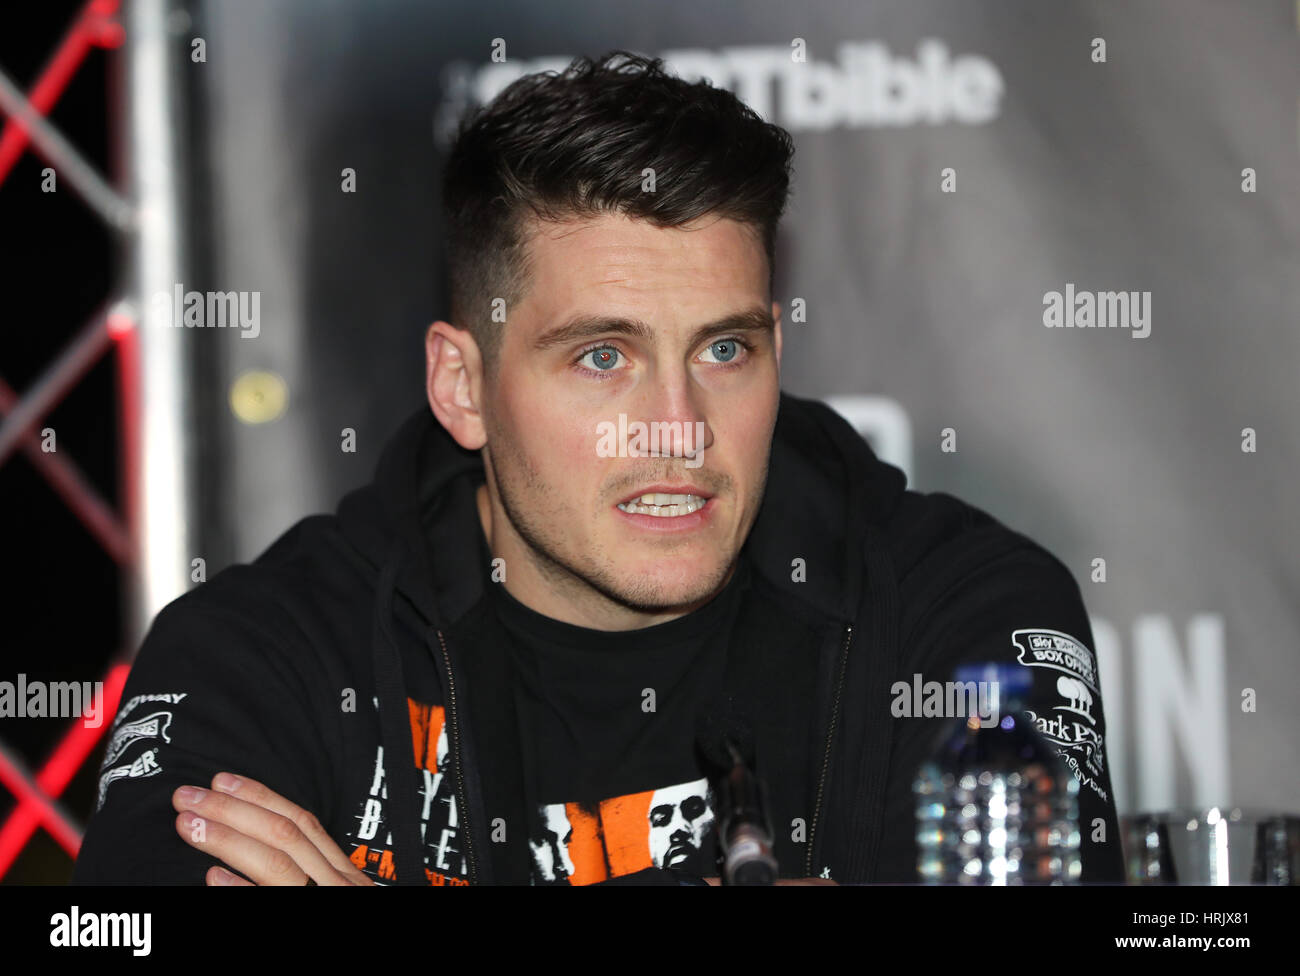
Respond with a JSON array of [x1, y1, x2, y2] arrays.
[[952, 661, 1033, 715]]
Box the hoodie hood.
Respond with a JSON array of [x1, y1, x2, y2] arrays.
[[341, 391, 906, 628], [336, 390, 907, 883]]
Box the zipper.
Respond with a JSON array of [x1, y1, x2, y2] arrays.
[[805, 622, 853, 876], [435, 627, 480, 885]]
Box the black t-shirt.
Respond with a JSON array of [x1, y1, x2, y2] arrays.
[[469, 556, 753, 885]]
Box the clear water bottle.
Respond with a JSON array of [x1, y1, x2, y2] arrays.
[[913, 662, 1081, 884]]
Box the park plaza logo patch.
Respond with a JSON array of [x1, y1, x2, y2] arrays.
[[1010, 628, 1110, 802]]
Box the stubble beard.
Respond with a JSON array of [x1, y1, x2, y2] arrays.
[[485, 433, 739, 616]]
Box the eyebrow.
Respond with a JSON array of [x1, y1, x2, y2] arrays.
[[532, 306, 774, 353]]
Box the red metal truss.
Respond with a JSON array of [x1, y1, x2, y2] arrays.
[[0, 664, 129, 875], [0, 0, 136, 881], [0, 0, 123, 187]]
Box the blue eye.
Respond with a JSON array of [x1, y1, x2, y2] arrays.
[[576, 336, 748, 375], [702, 339, 739, 363], [580, 346, 622, 371]]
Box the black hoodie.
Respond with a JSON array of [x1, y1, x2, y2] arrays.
[[73, 391, 1125, 885]]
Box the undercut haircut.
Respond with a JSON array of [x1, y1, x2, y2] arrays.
[[441, 50, 795, 375]]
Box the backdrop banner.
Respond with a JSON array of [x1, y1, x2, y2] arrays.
[[190, 0, 1300, 817]]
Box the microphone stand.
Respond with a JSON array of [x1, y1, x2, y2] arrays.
[[715, 738, 779, 885]]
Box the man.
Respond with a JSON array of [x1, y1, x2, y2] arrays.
[[647, 781, 715, 871], [74, 51, 1125, 886], [529, 804, 576, 883]]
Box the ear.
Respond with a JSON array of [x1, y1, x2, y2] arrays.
[[770, 299, 783, 372], [425, 320, 487, 450]]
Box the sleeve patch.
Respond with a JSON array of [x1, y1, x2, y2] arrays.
[[96, 690, 187, 811], [97, 749, 163, 811], [1011, 629, 1109, 801]]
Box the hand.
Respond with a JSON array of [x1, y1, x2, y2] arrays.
[[172, 772, 376, 886]]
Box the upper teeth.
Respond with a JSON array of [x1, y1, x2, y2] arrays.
[[618, 493, 706, 516]]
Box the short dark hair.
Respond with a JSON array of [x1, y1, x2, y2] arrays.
[[441, 50, 795, 374]]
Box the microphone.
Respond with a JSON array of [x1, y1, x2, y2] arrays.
[[696, 710, 779, 885]]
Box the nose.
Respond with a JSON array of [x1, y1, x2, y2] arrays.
[[632, 367, 714, 463], [667, 805, 690, 834]]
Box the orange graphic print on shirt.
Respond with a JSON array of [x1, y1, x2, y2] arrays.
[[345, 698, 470, 886], [345, 698, 715, 885], [529, 777, 715, 885]]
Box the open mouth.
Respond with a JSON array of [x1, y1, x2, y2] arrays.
[[615, 487, 712, 518], [664, 844, 694, 867]]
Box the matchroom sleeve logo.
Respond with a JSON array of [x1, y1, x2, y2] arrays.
[[94, 692, 187, 811], [103, 711, 173, 766], [529, 777, 715, 885], [96, 749, 162, 810]]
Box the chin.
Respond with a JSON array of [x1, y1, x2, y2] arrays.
[[608, 562, 729, 612]]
